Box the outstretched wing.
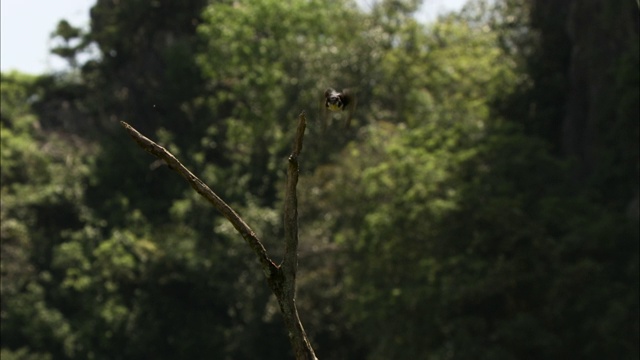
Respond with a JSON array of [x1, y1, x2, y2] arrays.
[[341, 88, 357, 129], [319, 89, 333, 132]]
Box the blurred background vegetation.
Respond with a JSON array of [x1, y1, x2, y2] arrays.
[[1, 0, 638, 359]]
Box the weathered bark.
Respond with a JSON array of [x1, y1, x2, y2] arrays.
[[279, 113, 317, 360], [120, 112, 317, 360]]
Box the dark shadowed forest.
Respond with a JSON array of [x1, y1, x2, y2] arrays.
[[1, 0, 638, 359]]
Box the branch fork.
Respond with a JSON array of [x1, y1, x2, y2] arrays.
[[121, 111, 316, 360]]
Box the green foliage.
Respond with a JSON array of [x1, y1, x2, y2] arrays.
[[1, 72, 93, 359], [196, 0, 372, 203], [297, 1, 637, 358], [2, 0, 637, 358], [0, 348, 52, 360]]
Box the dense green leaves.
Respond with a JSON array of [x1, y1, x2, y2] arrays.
[[2, 0, 637, 359]]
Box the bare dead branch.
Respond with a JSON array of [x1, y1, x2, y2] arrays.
[[120, 116, 317, 360], [283, 112, 306, 278], [280, 112, 317, 360], [119, 121, 278, 277]]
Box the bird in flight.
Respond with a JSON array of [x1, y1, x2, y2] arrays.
[[321, 88, 356, 130]]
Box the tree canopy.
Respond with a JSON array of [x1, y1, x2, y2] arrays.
[[1, 0, 637, 359]]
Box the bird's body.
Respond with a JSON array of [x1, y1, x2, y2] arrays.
[[321, 88, 356, 129]]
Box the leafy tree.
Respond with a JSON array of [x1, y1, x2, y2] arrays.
[[3, 0, 636, 358], [299, 1, 638, 358], [1, 72, 93, 359]]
